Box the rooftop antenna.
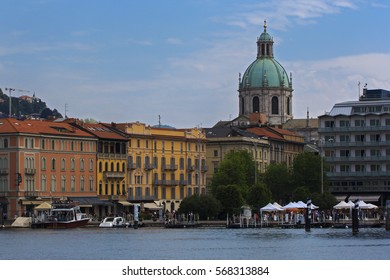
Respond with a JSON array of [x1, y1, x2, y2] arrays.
[[65, 103, 68, 118], [358, 81, 361, 99], [4, 87, 30, 117], [158, 115, 161, 128]]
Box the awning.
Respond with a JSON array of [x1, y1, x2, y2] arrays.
[[21, 200, 45, 205], [118, 201, 133, 206], [143, 202, 163, 210], [35, 202, 52, 210], [337, 195, 381, 202], [72, 197, 114, 206], [348, 195, 380, 202]]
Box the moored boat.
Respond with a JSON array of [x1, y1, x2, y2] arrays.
[[99, 216, 130, 228], [31, 199, 90, 229]]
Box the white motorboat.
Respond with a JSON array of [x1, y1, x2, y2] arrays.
[[99, 217, 130, 228]]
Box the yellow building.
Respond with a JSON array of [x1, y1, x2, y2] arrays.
[[112, 122, 207, 212], [68, 120, 129, 218]]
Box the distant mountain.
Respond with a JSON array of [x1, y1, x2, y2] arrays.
[[0, 88, 62, 119]]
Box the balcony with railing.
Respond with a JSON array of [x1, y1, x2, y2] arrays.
[[187, 165, 196, 172], [104, 171, 125, 179], [179, 180, 188, 186], [24, 190, 41, 198], [153, 180, 179, 186], [24, 168, 36, 175], [144, 163, 155, 170], [0, 168, 9, 175], [127, 162, 137, 170], [162, 164, 178, 171], [127, 194, 157, 202]]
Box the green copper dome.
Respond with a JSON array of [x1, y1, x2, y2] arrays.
[[240, 57, 290, 89], [240, 20, 291, 89], [259, 31, 272, 41]]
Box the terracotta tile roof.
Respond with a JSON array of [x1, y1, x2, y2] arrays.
[[0, 118, 94, 138], [81, 123, 128, 140], [246, 127, 285, 140]]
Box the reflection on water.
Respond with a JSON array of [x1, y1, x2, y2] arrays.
[[1, 227, 389, 260]]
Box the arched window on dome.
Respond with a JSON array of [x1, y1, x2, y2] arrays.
[[252, 96, 259, 113], [272, 96, 279, 114], [287, 97, 291, 115], [241, 97, 245, 115]]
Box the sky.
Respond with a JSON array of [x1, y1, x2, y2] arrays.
[[1, 0, 390, 128]]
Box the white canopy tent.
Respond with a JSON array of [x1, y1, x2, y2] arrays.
[[333, 201, 351, 209], [261, 203, 283, 212], [260, 202, 284, 227]]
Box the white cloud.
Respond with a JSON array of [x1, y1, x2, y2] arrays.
[[287, 53, 390, 118], [166, 37, 183, 45]]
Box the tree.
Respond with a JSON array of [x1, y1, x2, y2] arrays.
[[311, 192, 337, 210], [263, 162, 292, 203], [291, 152, 326, 193], [246, 182, 272, 210], [210, 150, 256, 198], [178, 194, 221, 220], [212, 184, 245, 216]]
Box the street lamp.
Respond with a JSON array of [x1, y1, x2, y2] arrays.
[[5, 88, 15, 117], [319, 138, 324, 194], [250, 137, 258, 185]]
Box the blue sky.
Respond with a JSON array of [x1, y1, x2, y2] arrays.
[[1, 0, 390, 128]]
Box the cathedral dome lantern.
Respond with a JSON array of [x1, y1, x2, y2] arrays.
[[238, 20, 293, 126]]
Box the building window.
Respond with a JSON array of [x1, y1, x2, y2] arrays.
[[370, 134, 381, 142], [271, 96, 279, 114], [340, 165, 350, 172], [213, 150, 218, 157], [162, 188, 166, 199], [51, 175, 56, 192], [325, 121, 335, 128], [252, 96, 259, 113], [339, 135, 350, 142], [370, 119, 380, 127], [89, 176, 94, 192], [339, 120, 350, 127], [287, 97, 290, 115], [354, 119, 365, 127], [71, 159, 75, 171], [355, 135, 365, 142], [80, 176, 85, 191], [51, 158, 56, 171], [80, 159, 85, 171], [171, 187, 175, 199], [41, 175, 46, 192], [61, 158, 66, 171], [71, 176, 76, 192], [355, 165, 365, 172], [61, 176, 66, 192], [41, 157, 46, 170]]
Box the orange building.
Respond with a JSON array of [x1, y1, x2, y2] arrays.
[[0, 118, 97, 218]]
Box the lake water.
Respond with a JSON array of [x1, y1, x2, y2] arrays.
[[1, 226, 389, 260]]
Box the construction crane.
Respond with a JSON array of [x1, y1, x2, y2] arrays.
[[4, 87, 30, 117]]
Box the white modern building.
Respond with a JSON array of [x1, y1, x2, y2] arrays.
[[318, 88, 390, 205]]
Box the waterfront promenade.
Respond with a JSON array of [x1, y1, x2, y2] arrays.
[[2, 217, 386, 229]]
